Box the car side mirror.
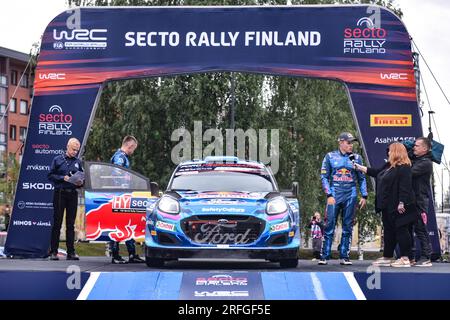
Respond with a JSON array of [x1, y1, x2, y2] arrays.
[[150, 182, 159, 197], [292, 181, 299, 198], [280, 182, 299, 198]]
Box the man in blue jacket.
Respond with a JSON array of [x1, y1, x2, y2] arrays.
[[109, 135, 145, 264], [48, 138, 84, 261], [319, 132, 368, 265]]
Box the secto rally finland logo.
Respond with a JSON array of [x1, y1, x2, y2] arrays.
[[38, 105, 73, 136], [343, 15, 387, 54]]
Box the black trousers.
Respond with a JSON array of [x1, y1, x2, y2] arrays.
[[50, 189, 78, 255], [381, 211, 396, 258], [411, 216, 432, 260], [396, 223, 413, 258]]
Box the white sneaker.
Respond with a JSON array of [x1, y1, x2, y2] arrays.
[[340, 258, 353, 265], [372, 257, 394, 266], [391, 257, 411, 268], [318, 259, 328, 265]]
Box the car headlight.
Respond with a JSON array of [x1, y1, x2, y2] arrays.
[[266, 197, 288, 215], [158, 195, 180, 214]]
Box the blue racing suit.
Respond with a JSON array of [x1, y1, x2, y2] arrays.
[[320, 150, 368, 260], [110, 149, 136, 257]]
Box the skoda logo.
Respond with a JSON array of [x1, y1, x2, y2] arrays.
[[217, 219, 229, 224], [18, 201, 26, 209]]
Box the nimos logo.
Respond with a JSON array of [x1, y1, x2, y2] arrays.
[[370, 114, 412, 127]]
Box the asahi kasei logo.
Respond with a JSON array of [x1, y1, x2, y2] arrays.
[[38, 105, 73, 136]]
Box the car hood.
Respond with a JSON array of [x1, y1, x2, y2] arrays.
[[175, 191, 272, 215]]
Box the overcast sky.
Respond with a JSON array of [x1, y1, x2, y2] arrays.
[[0, 0, 449, 204]]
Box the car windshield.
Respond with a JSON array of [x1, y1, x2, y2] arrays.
[[170, 171, 275, 192]]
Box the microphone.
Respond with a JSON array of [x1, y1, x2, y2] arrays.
[[348, 153, 356, 167]]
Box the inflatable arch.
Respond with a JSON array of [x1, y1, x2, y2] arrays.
[[5, 5, 439, 258]]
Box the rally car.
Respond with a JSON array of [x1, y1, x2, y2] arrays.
[[145, 156, 300, 268]]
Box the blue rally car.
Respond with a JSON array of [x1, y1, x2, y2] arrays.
[[145, 156, 300, 268]]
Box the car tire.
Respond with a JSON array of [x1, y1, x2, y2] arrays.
[[145, 257, 165, 268], [279, 259, 298, 268]]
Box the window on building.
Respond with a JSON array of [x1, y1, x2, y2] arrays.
[[0, 104, 6, 115], [9, 98, 16, 113], [20, 100, 28, 115], [0, 75, 7, 86], [20, 73, 29, 88], [10, 125, 16, 141], [0, 133, 6, 144], [11, 70, 17, 86], [0, 87, 6, 104], [20, 127, 27, 142]]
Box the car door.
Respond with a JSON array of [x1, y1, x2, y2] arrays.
[[84, 161, 159, 243]]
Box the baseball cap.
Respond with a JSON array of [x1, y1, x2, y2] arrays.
[[338, 132, 358, 142]]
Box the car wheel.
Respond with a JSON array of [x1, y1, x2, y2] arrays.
[[279, 259, 298, 268], [145, 257, 165, 268]]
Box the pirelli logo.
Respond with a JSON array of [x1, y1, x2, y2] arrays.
[[370, 114, 412, 127]]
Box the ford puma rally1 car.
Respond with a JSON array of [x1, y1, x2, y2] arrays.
[[145, 156, 300, 268]]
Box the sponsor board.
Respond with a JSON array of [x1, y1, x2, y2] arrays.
[[370, 114, 412, 127], [180, 272, 264, 300], [196, 274, 248, 286], [38, 72, 66, 80], [38, 105, 73, 136], [12, 220, 52, 227], [17, 201, 53, 210], [31, 144, 64, 156], [194, 290, 249, 297], [26, 164, 51, 171], [200, 207, 245, 213], [155, 221, 176, 232], [270, 222, 290, 233], [53, 28, 107, 50], [343, 14, 386, 55], [112, 194, 151, 213], [379, 73, 408, 80], [22, 182, 54, 191], [374, 136, 415, 144]]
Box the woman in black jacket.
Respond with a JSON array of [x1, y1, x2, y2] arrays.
[[355, 142, 418, 267]]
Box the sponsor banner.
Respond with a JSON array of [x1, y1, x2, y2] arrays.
[[270, 222, 290, 233], [200, 207, 245, 213], [111, 194, 152, 213], [5, 88, 100, 258], [17, 201, 53, 210], [85, 191, 157, 242], [155, 221, 176, 232], [373, 136, 415, 144], [370, 114, 412, 127], [343, 16, 387, 55], [179, 272, 264, 300]]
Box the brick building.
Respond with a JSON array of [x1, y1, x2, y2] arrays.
[[0, 46, 33, 169]]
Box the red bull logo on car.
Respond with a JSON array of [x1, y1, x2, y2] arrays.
[[86, 191, 156, 242]]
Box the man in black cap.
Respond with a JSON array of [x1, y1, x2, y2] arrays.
[[319, 132, 368, 265]]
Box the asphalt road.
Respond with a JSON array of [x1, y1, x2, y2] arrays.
[[0, 256, 448, 273]]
